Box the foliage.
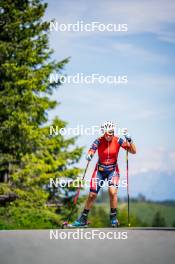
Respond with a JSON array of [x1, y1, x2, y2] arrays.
[[152, 211, 166, 227], [88, 204, 145, 228], [0, 0, 83, 229], [130, 201, 175, 226], [89, 205, 109, 228]]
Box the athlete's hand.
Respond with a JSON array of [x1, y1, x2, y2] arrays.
[[86, 154, 93, 161], [121, 128, 132, 143]]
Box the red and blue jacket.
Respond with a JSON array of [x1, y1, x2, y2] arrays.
[[88, 135, 129, 166]]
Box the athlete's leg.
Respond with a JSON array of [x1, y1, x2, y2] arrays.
[[108, 185, 118, 208], [72, 192, 97, 226], [72, 165, 103, 226], [84, 191, 97, 210], [108, 169, 120, 226], [108, 169, 120, 208], [85, 165, 103, 209]]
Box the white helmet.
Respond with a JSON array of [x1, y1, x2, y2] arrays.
[[101, 121, 115, 134]]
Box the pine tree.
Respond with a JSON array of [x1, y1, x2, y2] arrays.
[[0, 0, 83, 228], [0, 0, 68, 163]]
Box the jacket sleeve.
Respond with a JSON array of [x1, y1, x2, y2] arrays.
[[118, 137, 130, 150], [87, 138, 100, 157]]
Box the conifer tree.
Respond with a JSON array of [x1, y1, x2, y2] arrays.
[[0, 0, 83, 228]]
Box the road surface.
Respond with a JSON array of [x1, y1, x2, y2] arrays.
[[0, 228, 175, 264]]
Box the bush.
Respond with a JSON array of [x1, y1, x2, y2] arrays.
[[152, 211, 166, 227]]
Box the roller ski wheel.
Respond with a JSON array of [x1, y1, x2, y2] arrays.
[[62, 221, 90, 229]]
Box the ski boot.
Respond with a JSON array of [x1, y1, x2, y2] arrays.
[[110, 212, 119, 227], [71, 212, 89, 228]]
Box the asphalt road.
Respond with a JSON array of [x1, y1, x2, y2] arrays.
[[0, 228, 175, 264]]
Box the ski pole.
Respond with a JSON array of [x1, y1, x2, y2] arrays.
[[126, 150, 130, 227], [73, 161, 90, 205], [63, 161, 90, 226]]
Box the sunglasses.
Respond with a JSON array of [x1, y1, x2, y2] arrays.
[[105, 132, 114, 137]]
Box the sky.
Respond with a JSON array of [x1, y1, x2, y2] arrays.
[[44, 0, 175, 200]]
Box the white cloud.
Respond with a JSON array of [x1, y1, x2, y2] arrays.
[[113, 43, 170, 64], [158, 31, 175, 44], [104, 0, 175, 35], [129, 147, 175, 175], [46, 0, 175, 43]]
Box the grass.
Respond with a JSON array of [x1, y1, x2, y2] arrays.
[[93, 200, 175, 227], [129, 201, 175, 227]]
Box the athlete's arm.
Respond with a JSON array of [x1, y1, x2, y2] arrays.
[[125, 141, 136, 154], [86, 138, 100, 161], [119, 128, 136, 154], [118, 138, 136, 154]]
